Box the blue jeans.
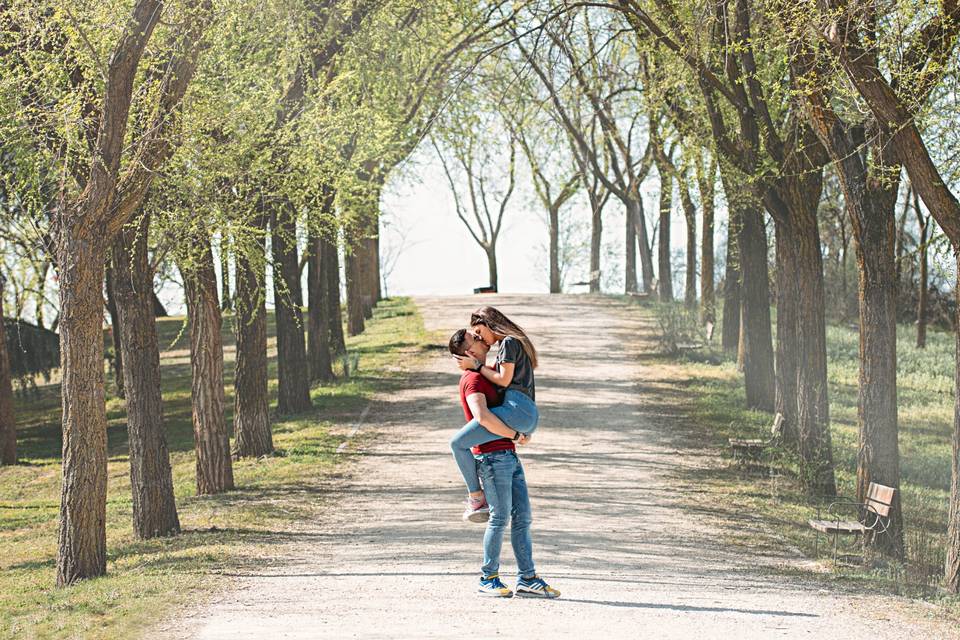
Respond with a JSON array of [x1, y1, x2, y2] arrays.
[[450, 389, 539, 493], [477, 449, 535, 578]]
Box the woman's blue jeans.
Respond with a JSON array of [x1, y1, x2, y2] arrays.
[[477, 449, 535, 578], [450, 389, 538, 493]]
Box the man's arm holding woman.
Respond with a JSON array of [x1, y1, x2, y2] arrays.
[[465, 393, 530, 445]]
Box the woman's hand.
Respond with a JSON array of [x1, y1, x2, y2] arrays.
[[517, 433, 531, 446], [453, 354, 480, 371]]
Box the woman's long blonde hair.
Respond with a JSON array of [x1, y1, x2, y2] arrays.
[[470, 306, 538, 369]]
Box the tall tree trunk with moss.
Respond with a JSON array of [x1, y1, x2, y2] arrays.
[[233, 214, 272, 458], [0, 277, 16, 465], [271, 205, 312, 413], [111, 214, 180, 537], [181, 236, 234, 495]]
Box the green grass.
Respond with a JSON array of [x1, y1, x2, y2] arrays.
[[642, 298, 959, 604], [0, 297, 434, 639]]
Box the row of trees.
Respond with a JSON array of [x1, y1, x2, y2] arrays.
[[425, 0, 960, 590], [0, 0, 517, 585], [2, 0, 960, 593]]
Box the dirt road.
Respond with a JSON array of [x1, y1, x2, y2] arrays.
[[158, 294, 955, 639]]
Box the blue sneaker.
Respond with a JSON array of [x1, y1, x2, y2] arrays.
[[516, 575, 560, 598], [478, 574, 513, 597]]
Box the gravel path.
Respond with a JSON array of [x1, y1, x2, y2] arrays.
[[157, 294, 957, 639]]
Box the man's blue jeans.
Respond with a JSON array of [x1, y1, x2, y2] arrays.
[[477, 449, 535, 579], [450, 389, 539, 493]]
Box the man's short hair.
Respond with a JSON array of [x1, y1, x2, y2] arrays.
[[448, 328, 470, 356]]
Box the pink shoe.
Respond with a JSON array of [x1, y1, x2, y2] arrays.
[[463, 496, 490, 522]]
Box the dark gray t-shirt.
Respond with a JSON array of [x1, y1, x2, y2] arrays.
[[496, 336, 535, 401]]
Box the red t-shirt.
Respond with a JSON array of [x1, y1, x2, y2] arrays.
[[459, 370, 515, 455]]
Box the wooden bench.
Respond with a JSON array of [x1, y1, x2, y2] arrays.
[[472, 285, 497, 294], [728, 412, 784, 464], [809, 482, 897, 564]]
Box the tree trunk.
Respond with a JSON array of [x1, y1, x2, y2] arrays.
[[625, 200, 638, 294], [111, 215, 180, 538], [233, 214, 272, 458], [917, 208, 929, 349], [948, 266, 960, 592], [56, 232, 108, 585], [271, 206, 312, 414], [589, 193, 603, 293], [680, 188, 697, 310], [699, 168, 716, 324], [721, 206, 742, 352], [633, 198, 655, 293], [658, 176, 674, 302], [323, 233, 346, 355], [362, 236, 377, 319], [549, 206, 561, 293], [104, 263, 124, 399], [737, 205, 775, 411], [772, 218, 800, 448], [793, 199, 836, 497], [0, 280, 16, 465], [346, 248, 365, 336], [307, 222, 334, 383], [486, 245, 499, 291], [181, 236, 234, 495], [219, 233, 232, 312]]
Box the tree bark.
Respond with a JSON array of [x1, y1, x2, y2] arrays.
[[307, 214, 334, 383], [346, 248, 365, 336], [772, 217, 800, 447], [589, 192, 603, 293], [949, 267, 960, 592], [917, 203, 929, 348], [625, 200, 638, 294], [679, 184, 697, 310], [271, 205, 312, 413], [323, 233, 346, 355], [181, 236, 234, 495], [737, 205, 775, 411], [721, 206, 741, 352], [549, 206, 561, 293], [658, 174, 674, 302], [486, 246, 499, 291], [361, 236, 377, 319], [633, 198, 655, 294], [111, 214, 180, 538], [104, 263, 124, 399], [233, 214, 272, 458], [0, 280, 16, 465], [56, 231, 109, 585], [698, 163, 716, 324]]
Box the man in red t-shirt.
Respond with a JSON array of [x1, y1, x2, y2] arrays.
[[449, 329, 559, 599]]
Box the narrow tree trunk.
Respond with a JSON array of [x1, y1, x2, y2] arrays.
[[0, 281, 16, 465], [181, 236, 234, 495], [681, 194, 697, 310], [737, 205, 775, 411], [346, 248, 365, 336], [233, 214, 272, 458], [633, 198, 656, 293], [361, 236, 377, 318], [271, 206, 312, 413], [307, 222, 334, 382], [104, 263, 124, 399], [549, 206, 561, 293], [323, 233, 346, 355], [699, 168, 716, 324], [721, 207, 741, 351], [219, 233, 232, 311], [589, 194, 603, 293], [56, 234, 108, 585], [917, 208, 929, 348], [948, 265, 960, 592], [658, 176, 674, 302], [111, 215, 180, 538], [486, 245, 499, 291], [625, 200, 638, 294]]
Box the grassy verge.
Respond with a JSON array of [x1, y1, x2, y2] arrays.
[[639, 298, 958, 608], [0, 297, 433, 639]]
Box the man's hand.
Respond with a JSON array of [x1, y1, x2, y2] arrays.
[[453, 354, 480, 371], [517, 433, 531, 446]]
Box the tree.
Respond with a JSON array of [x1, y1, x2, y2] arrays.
[[0, 273, 16, 465], [111, 213, 180, 537]]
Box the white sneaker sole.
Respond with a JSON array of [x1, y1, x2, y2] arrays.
[[464, 508, 490, 523], [477, 589, 513, 598], [515, 588, 560, 599]]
